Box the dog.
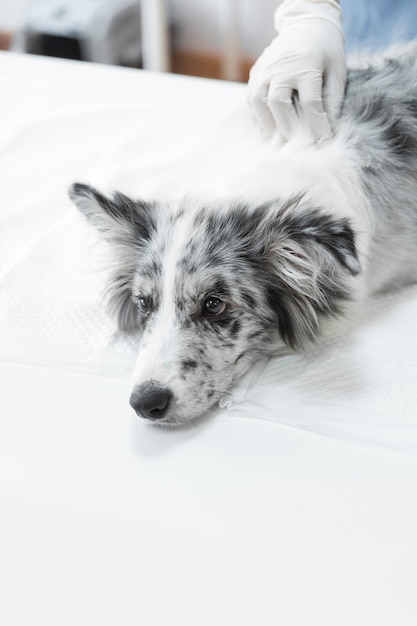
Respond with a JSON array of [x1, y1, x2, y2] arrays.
[[69, 42, 417, 426]]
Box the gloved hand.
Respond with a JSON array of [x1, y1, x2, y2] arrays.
[[247, 0, 346, 143]]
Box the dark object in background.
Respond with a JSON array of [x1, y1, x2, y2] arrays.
[[40, 33, 83, 60], [12, 0, 142, 67]]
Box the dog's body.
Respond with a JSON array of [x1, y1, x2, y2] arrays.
[[70, 42, 417, 426]]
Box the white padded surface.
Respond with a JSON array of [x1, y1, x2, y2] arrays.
[[1, 53, 417, 625]]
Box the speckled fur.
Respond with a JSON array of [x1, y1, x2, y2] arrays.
[[70, 42, 417, 426]]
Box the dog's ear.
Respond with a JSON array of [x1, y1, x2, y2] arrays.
[[258, 202, 361, 349], [69, 182, 155, 244], [69, 183, 156, 332]]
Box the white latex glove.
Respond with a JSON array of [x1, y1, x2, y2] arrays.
[[247, 0, 346, 143]]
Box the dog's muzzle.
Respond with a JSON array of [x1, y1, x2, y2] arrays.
[[129, 382, 173, 421]]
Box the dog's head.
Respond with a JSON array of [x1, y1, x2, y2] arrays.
[[69, 183, 360, 426]]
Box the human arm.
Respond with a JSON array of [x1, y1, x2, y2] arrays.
[[247, 0, 346, 142]]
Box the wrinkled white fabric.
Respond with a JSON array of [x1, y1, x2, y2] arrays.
[[2, 55, 417, 626], [0, 53, 417, 454], [248, 0, 346, 142]]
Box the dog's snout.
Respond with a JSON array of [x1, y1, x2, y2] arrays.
[[130, 383, 172, 421]]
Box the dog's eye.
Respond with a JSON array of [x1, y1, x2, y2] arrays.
[[203, 296, 226, 316], [138, 296, 152, 315]]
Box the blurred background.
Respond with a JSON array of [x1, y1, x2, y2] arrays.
[[0, 0, 279, 82]]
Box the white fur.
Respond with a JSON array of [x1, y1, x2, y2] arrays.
[[70, 42, 417, 426]]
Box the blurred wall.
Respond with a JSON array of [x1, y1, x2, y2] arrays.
[[0, 0, 278, 56], [0, 0, 279, 78], [167, 0, 278, 80], [168, 0, 277, 58], [0, 0, 33, 29]]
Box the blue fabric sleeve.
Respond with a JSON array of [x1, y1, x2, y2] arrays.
[[340, 0, 417, 52]]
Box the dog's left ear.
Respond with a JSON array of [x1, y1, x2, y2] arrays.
[[69, 182, 156, 332], [258, 203, 361, 348]]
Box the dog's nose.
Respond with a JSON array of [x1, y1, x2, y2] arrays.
[[129, 383, 172, 421]]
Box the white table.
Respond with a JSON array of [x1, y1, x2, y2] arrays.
[[1, 52, 417, 625]]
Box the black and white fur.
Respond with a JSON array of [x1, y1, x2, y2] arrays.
[[70, 42, 417, 426]]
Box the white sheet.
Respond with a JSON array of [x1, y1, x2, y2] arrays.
[[1, 52, 417, 625]]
